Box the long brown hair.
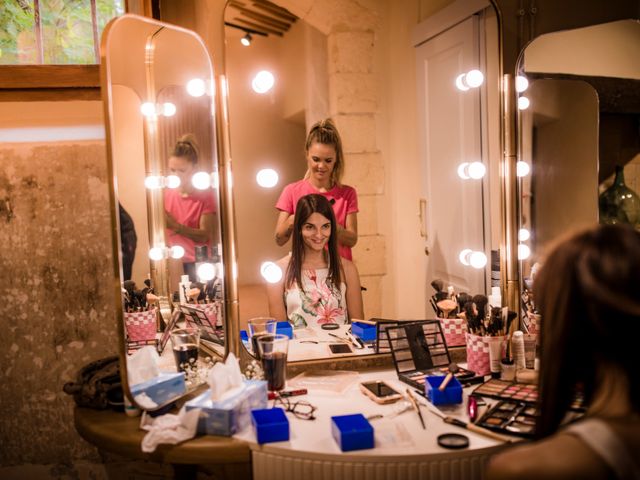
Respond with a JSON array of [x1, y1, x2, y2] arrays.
[[304, 118, 345, 186], [285, 194, 342, 293], [534, 224, 640, 438]]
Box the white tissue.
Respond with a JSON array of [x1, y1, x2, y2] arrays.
[[127, 346, 160, 385], [207, 353, 244, 401], [140, 406, 200, 453], [133, 392, 158, 410]]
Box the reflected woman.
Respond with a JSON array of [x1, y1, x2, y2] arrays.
[[164, 134, 216, 281], [268, 194, 364, 329], [275, 118, 358, 260]]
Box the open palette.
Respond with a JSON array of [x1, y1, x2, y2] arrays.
[[384, 321, 480, 389], [476, 401, 538, 437], [180, 304, 225, 346], [472, 378, 586, 410]]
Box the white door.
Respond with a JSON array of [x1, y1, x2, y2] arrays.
[[416, 16, 486, 303]]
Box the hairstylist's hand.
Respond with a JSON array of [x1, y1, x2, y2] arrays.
[[165, 211, 179, 232]]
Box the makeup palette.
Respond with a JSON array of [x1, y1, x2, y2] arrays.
[[476, 401, 537, 438], [473, 378, 585, 410]]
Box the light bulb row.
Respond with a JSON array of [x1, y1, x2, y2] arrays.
[[140, 102, 177, 117], [149, 245, 185, 260], [144, 172, 219, 190], [455, 69, 484, 91], [459, 249, 487, 269]]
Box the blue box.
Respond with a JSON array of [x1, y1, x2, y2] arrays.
[[251, 407, 290, 444], [425, 375, 463, 405], [331, 414, 374, 451], [276, 321, 293, 339], [184, 380, 268, 436], [352, 322, 377, 341], [240, 330, 249, 342], [130, 372, 187, 408]]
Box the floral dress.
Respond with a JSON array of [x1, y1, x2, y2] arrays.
[[284, 268, 347, 329]]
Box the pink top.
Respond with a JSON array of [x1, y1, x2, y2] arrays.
[[165, 189, 216, 263], [276, 179, 358, 260]]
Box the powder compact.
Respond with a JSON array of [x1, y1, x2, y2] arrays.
[[476, 401, 537, 438]]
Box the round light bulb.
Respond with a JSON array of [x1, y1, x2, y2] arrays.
[[197, 262, 216, 282], [170, 245, 185, 259], [162, 102, 176, 117], [515, 75, 529, 93], [516, 161, 531, 177], [518, 228, 531, 242], [467, 161, 486, 179], [465, 69, 484, 88], [459, 249, 473, 266], [518, 243, 531, 260], [186, 78, 206, 97], [457, 162, 470, 179], [148, 247, 165, 261], [518, 96, 530, 110], [469, 251, 487, 269], [192, 171, 211, 190], [455, 73, 470, 92], [140, 102, 157, 117], [252, 70, 275, 94], [165, 175, 181, 189], [144, 175, 163, 190], [256, 168, 279, 188], [260, 261, 283, 284]]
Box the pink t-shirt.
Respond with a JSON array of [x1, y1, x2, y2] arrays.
[[165, 189, 216, 263], [276, 179, 358, 260]]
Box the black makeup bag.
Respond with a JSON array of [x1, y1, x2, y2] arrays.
[[63, 356, 124, 410]]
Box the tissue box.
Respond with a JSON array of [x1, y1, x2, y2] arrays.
[[425, 375, 463, 405], [251, 407, 290, 444], [352, 322, 376, 342], [331, 414, 374, 451], [276, 321, 293, 339], [130, 372, 186, 407], [185, 380, 268, 436]]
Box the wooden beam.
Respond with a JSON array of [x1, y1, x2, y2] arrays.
[[229, 2, 290, 30], [0, 65, 100, 89], [252, 0, 297, 23], [234, 18, 284, 36]]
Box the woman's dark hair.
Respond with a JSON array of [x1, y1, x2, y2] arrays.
[[171, 133, 199, 165], [285, 194, 342, 293], [534, 224, 640, 438], [304, 118, 344, 185]]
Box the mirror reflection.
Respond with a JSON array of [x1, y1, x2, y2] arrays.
[[102, 15, 225, 409], [517, 19, 640, 328]]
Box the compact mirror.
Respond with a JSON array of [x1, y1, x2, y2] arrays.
[[102, 14, 225, 409], [516, 19, 640, 328]]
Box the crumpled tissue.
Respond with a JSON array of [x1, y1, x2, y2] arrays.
[[128, 346, 186, 409], [128, 346, 160, 385], [140, 406, 201, 453], [207, 353, 244, 401]]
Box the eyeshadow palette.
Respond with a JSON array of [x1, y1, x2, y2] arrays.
[[476, 401, 537, 438], [473, 378, 585, 410]]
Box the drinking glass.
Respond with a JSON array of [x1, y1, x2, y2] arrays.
[[247, 317, 277, 359], [170, 327, 200, 372], [257, 334, 289, 391]]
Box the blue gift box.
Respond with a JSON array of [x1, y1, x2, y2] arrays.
[[425, 375, 463, 405], [130, 372, 186, 408], [251, 407, 290, 444], [331, 414, 374, 451], [351, 322, 376, 341], [276, 321, 293, 339], [185, 380, 268, 436]]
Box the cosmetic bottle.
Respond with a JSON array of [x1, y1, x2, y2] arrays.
[[488, 286, 502, 308], [179, 274, 190, 304], [512, 330, 526, 370], [501, 358, 515, 381]]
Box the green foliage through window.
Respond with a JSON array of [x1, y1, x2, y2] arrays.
[[0, 0, 124, 65]]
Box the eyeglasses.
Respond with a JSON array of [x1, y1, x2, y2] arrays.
[[273, 393, 317, 420]]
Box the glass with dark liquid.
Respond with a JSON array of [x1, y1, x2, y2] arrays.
[[247, 317, 276, 360], [170, 328, 200, 372], [257, 334, 289, 391]]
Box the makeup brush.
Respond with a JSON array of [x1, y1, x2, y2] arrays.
[[431, 279, 444, 293], [438, 362, 460, 391], [436, 299, 458, 319]]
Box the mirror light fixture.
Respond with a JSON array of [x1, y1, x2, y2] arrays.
[[515, 75, 529, 93], [161, 102, 176, 117], [140, 102, 177, 117], [144, 174, 181, 190], [455, 69, 484, 91], [518, 243, 531, 260], [252, 70, 275, 94], [196, 262, 216, 282], [457, 161, 486, 180], [516, 161, 531, 177], [517, 96, 530, 110], [256, 168, 279, 188], [192, 171, 212, 190], [140, 102, 157, 117], [186, 78, 206, 97], [149, 245, 185, 261], [518, 228, 531, 242], [261, 261, 283, 284], [241, 33, 252, 46], [459, 249, 487, 269]]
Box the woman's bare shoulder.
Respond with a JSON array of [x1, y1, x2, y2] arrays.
[[486, 433, 610, 480]]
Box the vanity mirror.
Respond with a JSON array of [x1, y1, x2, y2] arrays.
[[101, 14, 225, 409], [515, 19, 640, 327]]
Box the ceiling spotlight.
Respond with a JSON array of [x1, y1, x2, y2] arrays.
[[241, 33, 252, 47]]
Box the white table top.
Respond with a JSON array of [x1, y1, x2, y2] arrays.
[[234, 368, 514, 461]]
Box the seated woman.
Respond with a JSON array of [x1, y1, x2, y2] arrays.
[[267, 194, 364, 329], [487, 224, 640, 480]]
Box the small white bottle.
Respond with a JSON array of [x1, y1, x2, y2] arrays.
[[178, 274, 190, 304], [512, 330, 526, 370]]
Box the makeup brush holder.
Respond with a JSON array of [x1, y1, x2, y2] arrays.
[[465, 333, 491, 376], [524, 312, 540, 335], [438, 317, 467, 347], [124, 307, 158, 345]]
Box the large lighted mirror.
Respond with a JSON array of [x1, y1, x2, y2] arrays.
[[224, 2, 501, 363], [102, 14, 225, 409], [516, 19, 640, 328]]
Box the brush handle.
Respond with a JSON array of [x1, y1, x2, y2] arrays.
[[438, 372, 454, 391]]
